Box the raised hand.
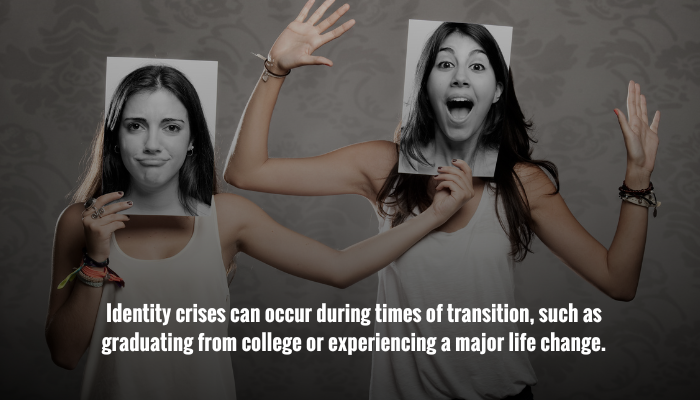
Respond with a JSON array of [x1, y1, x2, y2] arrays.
[[614, 80, 660, 189], [268, 0, 355, 74], [430, 159, 474, 223], [82, 192, 132, 262]]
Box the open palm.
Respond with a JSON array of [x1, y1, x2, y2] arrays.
[[268, 0, 355, 73], [615, 80, 661, 181]]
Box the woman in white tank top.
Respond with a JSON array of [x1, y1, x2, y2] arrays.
[[225, 1, 661, 399], [45, 55, 472, 398]]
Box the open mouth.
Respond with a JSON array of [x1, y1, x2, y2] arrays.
[[446, 98, 474, 120]]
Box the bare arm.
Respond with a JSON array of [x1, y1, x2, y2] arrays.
[[528, 81, 660, 301], [220, 160, 474, 288], [45, 193, 132, 369], [224, 0, 395, 199]]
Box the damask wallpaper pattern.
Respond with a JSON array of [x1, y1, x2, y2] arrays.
[[1, 0, 698, 398]]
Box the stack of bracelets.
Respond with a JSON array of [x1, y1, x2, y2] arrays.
[[618, 181, 661, 218], [57, 248, 125, 289]]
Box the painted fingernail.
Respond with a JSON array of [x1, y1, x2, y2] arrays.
[[613, 109, 618, 116], [438, 166, 443, 170], [127, 201, 133, 206], [452, 159, 457, 162], [118, 191, 124, 195], [434, 175, 439, 178]]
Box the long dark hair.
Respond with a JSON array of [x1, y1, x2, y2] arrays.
[[73, 65, 218, 215], [378, 23, 559, 261]]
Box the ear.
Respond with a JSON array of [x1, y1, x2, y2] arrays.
[[493, 82, 504, 104]]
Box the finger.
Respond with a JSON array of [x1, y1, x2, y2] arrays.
[[450, 159, 473, 180], [436, 166, 468, 191], [650, 110, 660, 133], [82, 191, 125, 217], [101, 200, 134, 216], [640, 94, 649, 126], [300, 54, 333, 66], [103, 221, 127, 232], [316, 3, 349, 33], [614, 108, 631, 141], [434, 172, 467, 193], [435, 180, 460, 195], [94, 213, 131, 227], [295, 0, 315, 22], [626, 80, 635, 121], [319, 19, 355, 46], [307, 0, 335, 25], [635, 82, 643, 122]]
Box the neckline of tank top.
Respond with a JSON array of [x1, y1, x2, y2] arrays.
[[429, 182, 488, 237], [111, 212, 202, 263]]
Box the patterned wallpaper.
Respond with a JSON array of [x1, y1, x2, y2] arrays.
[[1, 0, 698, 398]]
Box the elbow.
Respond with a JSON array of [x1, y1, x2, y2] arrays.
[[48, 345, 80, 370], [606, 287, 637, 302], [51, 354, 79, 370]]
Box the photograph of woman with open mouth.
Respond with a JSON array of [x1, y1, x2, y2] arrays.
[[225, 0, 661, 398], [45, 60, 469, 398], [398, 20, 511, 177]]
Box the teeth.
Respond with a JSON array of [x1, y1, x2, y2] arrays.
[[446, 98, 473, 120]]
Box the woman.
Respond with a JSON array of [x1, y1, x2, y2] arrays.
[[101, 64, 215, 216], [224, 0, 661, 399], [399, 22, 506, 177], [45, 61, 470, 398]]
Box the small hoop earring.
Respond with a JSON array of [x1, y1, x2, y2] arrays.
[[114, 145, 120, 154], [186, 148, 194, 156]]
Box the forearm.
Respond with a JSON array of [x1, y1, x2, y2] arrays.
[[605, 168, 652, 300], [46, 282, 102, 369], [224, 71, 285, 188]]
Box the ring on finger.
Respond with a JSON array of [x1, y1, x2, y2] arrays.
[[84, 198, 96, 210], [91, 207, 105, 219]]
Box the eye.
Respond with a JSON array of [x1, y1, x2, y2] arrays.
[[470, 63, 486, 71], [127, 122, 143, 131], [436, 61, 455, 69], [164, 124, 181, 133]]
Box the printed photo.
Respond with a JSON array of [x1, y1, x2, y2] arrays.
[[103, 57, 218, 216], [399, 20, 513, 177]]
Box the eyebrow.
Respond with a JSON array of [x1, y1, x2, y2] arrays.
[[122, 117, 185, 124], [437, 47, 487, 57]]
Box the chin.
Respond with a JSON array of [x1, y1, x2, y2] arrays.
[[442, 128, 477, 143]]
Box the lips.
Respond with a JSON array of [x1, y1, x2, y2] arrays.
[[446, 97, 474, 121], [136, 158, 169, 166]]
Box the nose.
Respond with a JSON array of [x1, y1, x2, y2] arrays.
[[143, 127, 162, 153], [451, 65, 470, 87]]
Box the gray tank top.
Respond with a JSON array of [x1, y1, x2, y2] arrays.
[[370, 184, 537, 399], [81, 198, 236, 399]]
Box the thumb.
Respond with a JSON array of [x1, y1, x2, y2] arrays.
[[301, 55, 333, 67]]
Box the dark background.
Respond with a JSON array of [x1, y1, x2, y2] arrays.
[[1, 0, 699, 398]]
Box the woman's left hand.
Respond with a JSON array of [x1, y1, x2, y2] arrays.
[[614, 80, 660, 189]]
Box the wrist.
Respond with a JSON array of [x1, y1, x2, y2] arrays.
[[624, 167, 651, 190]]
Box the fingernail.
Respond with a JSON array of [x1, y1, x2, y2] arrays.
[[127, 201, 133, 206], [452, 159, 457, 162], [438, 166, 443, 170], [118, 191, 124, 195], [613, 109, 618, 116], [434, 175, 439, 178]]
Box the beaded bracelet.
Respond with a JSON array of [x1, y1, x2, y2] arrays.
[[618, 181, 660, 217], [57, 249, 125, 289]]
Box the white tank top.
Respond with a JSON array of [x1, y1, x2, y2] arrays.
[[370, 184, 537, 399], [81, 198, 237, 399]]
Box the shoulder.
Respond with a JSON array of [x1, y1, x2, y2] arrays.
[[513, 163, 559, 211]]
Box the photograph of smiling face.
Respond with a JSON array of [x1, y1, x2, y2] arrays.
[[399, 20, 512, 177], [102, 58, 218, 216]]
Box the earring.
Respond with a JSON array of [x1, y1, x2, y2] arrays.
[[114, 145, 120, 154], [187, 147, 194, 156]]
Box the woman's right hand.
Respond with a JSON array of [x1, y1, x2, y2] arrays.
[[429, 159, 474, 224], [82, 192, 132, 262], [268, 0, 355, 74]]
